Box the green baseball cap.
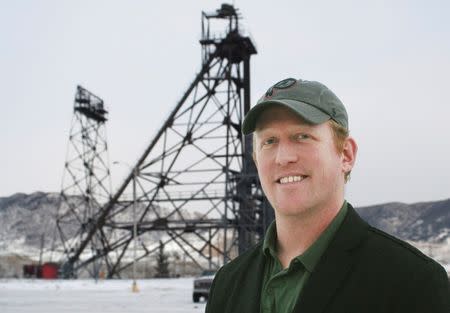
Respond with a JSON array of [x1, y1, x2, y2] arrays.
[[242, 78, 348, 135]]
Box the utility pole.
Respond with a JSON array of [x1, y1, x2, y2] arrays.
[[132, 166, 139, 292]]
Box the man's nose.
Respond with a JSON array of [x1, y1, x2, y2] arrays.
[[275, 141, 298, 166]]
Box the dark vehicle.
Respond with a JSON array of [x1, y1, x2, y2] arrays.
[[193, 270, 216, 302]]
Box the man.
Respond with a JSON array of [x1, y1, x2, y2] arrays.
[[205, 78, 450, 313]]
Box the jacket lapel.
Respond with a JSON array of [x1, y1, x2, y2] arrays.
[[292, 205, 369, 313]]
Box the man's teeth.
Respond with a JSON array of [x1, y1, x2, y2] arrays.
[[279, 176, 304, 184]]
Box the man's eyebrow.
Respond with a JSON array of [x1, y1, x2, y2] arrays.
[[254, 129, 277, 139]]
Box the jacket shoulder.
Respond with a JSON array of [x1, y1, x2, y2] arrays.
[[363, 226, 450, 311], [369, 226, 429, 257], [367, 225, 435, 264], [364, 225, 447, 282]]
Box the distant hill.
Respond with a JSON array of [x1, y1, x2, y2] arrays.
[[0, 192, 85, 256], [0, 192, 60, 251], [0, 192, 449, 258], [355, 199, 450, 243]]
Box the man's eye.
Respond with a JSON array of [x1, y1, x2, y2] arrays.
[[295, 133, 310, 141], [262, 138, 276, 146]]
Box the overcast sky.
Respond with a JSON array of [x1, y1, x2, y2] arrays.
[[1, 0, 449, 207]]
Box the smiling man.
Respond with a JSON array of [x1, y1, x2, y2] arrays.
[[205, 78, 450, 313]]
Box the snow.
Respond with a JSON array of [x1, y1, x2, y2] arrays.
[[0, 278, 206, 313]]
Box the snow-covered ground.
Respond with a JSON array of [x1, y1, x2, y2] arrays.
[[0, 278, 206, 313]]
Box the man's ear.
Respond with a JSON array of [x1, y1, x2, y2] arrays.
[[252, 133, 258, 168], [342, 136, 357, 173], [252, 151, 257, 167]]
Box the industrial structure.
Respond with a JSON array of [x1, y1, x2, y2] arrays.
[[56, 4, 274, 278], [55, 86, 112, 278]]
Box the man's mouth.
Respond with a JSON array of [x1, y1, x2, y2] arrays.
[[277, 175, 307, 184]]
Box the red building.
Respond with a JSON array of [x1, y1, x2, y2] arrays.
[[23, 263, 59, 279], [41, 263, 58, 279]]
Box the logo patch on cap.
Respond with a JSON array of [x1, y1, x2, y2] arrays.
[[273, 78, 297, 89], [265, 78, 297, 97]]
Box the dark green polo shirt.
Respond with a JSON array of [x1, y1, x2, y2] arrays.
[[260, 201, 348, 313]]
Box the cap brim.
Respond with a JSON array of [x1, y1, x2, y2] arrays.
[[242, 99, 331, 135]]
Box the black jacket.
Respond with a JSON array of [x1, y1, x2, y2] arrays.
[[206, 205, 450, 313]]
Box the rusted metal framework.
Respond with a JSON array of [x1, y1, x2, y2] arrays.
[[55, 86, 112, 278], [59, 4, 273, 278]]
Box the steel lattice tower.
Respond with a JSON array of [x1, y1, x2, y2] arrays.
[[60, 4, 274, 278], [55, 85, 113, 278]]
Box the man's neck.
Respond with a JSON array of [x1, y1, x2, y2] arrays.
[[275, 201, 343, 268]]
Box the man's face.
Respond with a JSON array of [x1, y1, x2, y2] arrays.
[[253, 106, 353, 219]]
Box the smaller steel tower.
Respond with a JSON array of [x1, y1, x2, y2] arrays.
[[55, 85, 112, 278]]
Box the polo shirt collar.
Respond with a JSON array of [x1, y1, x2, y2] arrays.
[[262, 201, 349, 272], [262, 219, 277, 258]]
